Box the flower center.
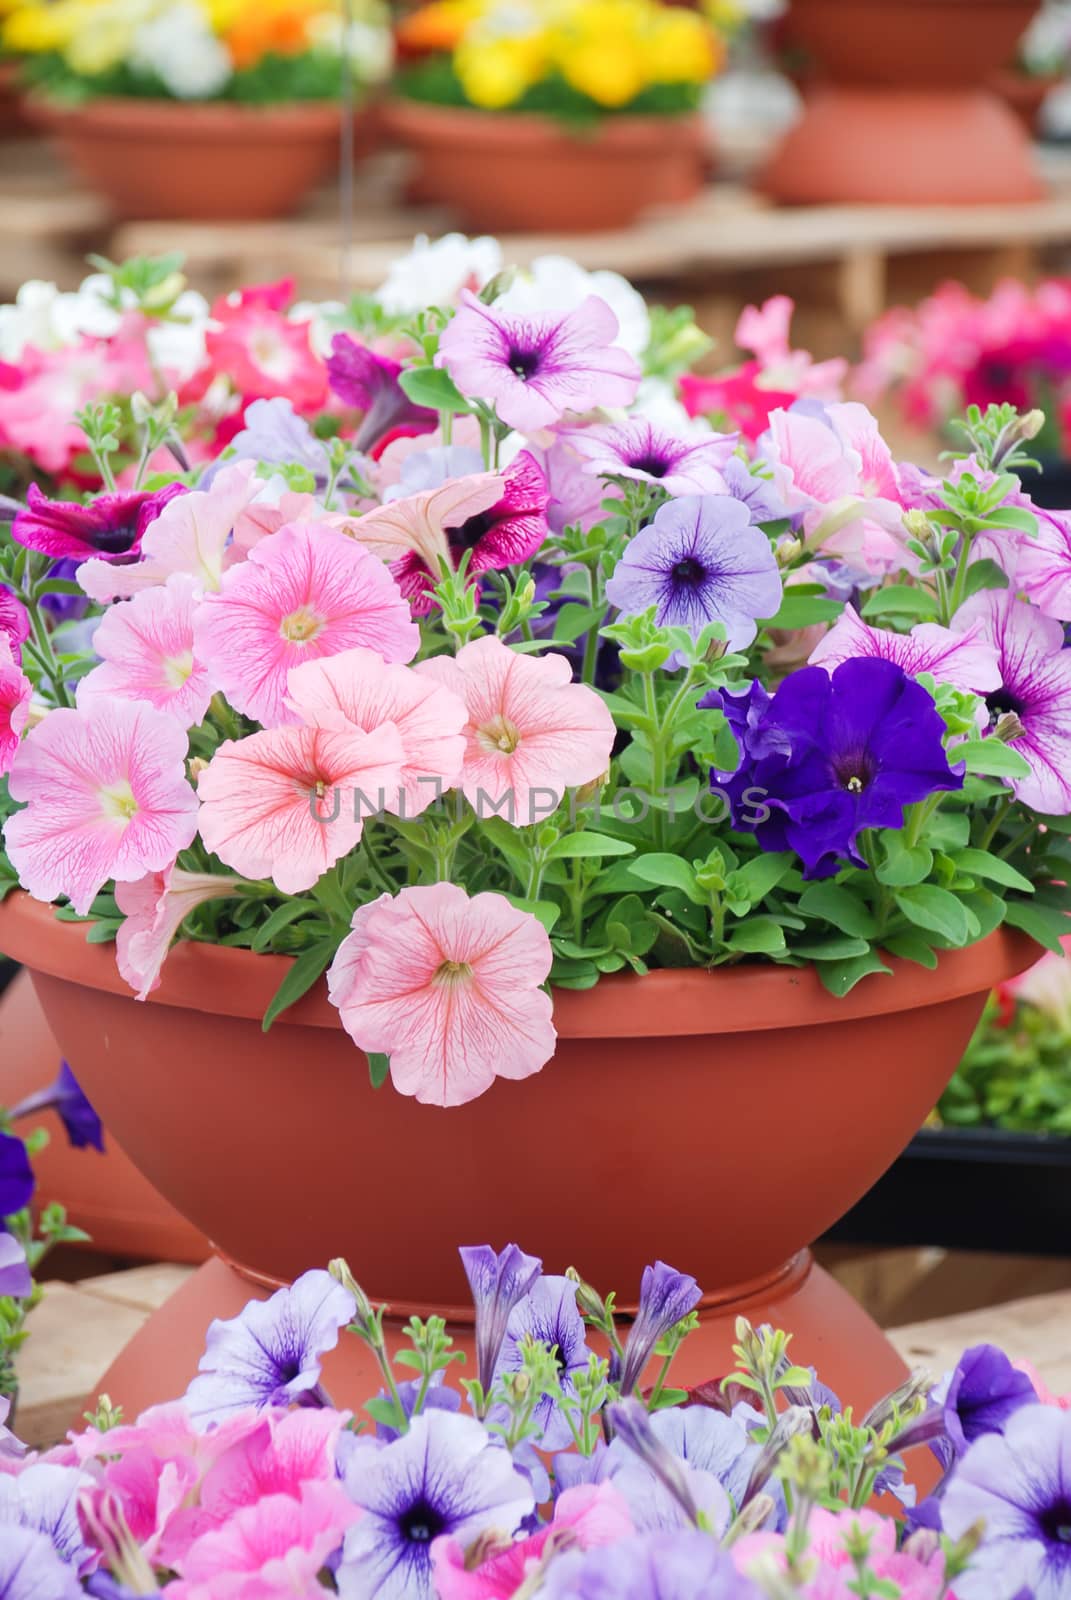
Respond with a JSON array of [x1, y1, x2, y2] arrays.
[[93, 521, 140, 556], [400, 1500, 447, 1544], [1040, 1501, 1071, 1547], [671, 557, 706, 587], [433, 959, 474, 987], [476, 715, 520, 755], [99, 779, 139, 822], [986, 687, 1026, 721], [250, 329, 293, 382], [446, 510, 499, 554], [279, 606, 325, 644], [629, 453, 669, 479], [833, 751, 876, 794], [507, 345, 542, 381], [162, 651, 195, 689]]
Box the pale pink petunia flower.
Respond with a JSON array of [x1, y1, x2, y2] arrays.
[[79, 575, 214, 729], [808, 604, 1002, 696], [0, 636, 32, 777], [286, 647, 467, 817], [176, 1481, 359, 1597], [115, 865, 244, 1001], [327, 882, 555, 1107], [196, 721, 404, 894], [337, 471, 505, 584], [417, 634, 615, 824], [4, 699, 198, 914], [195, 522, 419, 727], [735, 294, 847, 402], [77, 463, 263, 603]]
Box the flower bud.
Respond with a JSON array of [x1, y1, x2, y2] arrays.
[[566, 1266, 609, 1323], [1020, 407, 1045, 441], [902, 509, 932, 541]]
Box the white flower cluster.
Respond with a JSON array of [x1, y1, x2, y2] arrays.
[[129, 3, 231, 99], [0, 274, 211, 381]]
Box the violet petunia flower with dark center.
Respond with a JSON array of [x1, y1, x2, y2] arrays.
[[572, 418, 738, 497], [494, 1275, 593, 1450], [182, 1268, 355, 1429], [899, 1343, 1040, 1470], [459, 1243, 542, 1398], [327, 333, 437, 457], [617, 1261, 702, 1396], [11, 482, 187, 564], [704, 657, 965, 880], [9, 1061, 104, 1152]]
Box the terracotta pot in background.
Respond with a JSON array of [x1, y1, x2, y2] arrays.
[[990, 67, 1062, 133], [26, 96, 345, 221], [0, 61, 33, 139], [761, 0, 1043, 204], [0, 891, 1037, 1426], [0, 968, 208, 1265], [381, 98, 705, 232]]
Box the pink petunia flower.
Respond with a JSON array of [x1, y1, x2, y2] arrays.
[[4, 699, 198, 914], [286, 646, 467, 816], [339, 470, 505, 590], [175, 1481, 359, 1598], [195, 721, 404, 894], [809, 604, 1002, 696], [735, 1507, 949, 1600], [1012, 1359, 1071, 1410], [194, 521, 419, 727], [734, 295, 847, 403], [417, 634, 615, 823], [681, 363, 798, 445], [115, 865, 244, 1001], [0, 637, 32, 778], [79, 575, 213, 728], [204, 280, 327, 414], [435, 291, 641, 433], [0, 587, 30, 660], [0, 335, 153, 475], [327, 882, 556, 1106]]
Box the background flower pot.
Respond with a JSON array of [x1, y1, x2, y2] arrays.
[[382, 98, 705, 232], [761, 0, 1043, 204], [0, 62, 32, 138], [0, 968, 209, 1264], [0, 891, 1037, 1421], [990, 67, 1062, 134], [26, 95, 344, 221]]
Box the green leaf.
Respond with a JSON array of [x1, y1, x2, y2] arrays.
[[262, 940, 335, 1032], [397, 365, 470, 414], [882, 930, 938, 968], [552, 604, 599, 644], [503, 896, 561, 932], [798, 882, 879, 940], [792, 934, 872, 960], [861, 585, 940, 623], [85, 921, 120, 944], [894, 885, 971, 946], [546, 833, 635, 861], [723, 917, 786, 954], [626, 852, 703, 902], [730, 852, 795, 904], [251, 899, 321, 953], [479, 816, 531, 876], [1004, 898, 1071, 955], [961, 558, 1010, 599], [761, 592, 844, 631], [818, 950, 892, 995], [876, 837, 934, 887], [956, 740, 1031, 779], [981, 506, 1038, 536], [367, 1052, 391, 1089], [953, 848, 1033, 894]]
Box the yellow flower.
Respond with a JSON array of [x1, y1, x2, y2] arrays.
[[646, 9, 720, 83], [558, 32, 646, 106], [3, 0, 83, 53], [65, 11, 135, 72], [455, 27, 544, 108]]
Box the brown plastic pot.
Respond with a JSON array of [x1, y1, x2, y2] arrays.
[[761, 0, 1043, 204], [0, 969, 209, 1264], [382, 98, 705, 233], [25, 95, 344, 221], [0, 890, 1037, 1421]]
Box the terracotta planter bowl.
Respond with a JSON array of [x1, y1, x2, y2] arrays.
[[0, 970, 208, 1264], [382, 99, 705, 232], [761, 0, 1043, 204], [0, 891, 1036, 1422], [26, 95, 344, 221], [0, 62, 33, 139]]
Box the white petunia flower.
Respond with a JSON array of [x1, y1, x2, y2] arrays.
[[374, 233, 504, 315], [494, 254, 651, 358], [129, 5, 232, 99]]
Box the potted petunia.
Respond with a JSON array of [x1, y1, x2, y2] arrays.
[[383, 0, 725, 231], [0, 236, 1065, 1416], [2, 0, 392, 220]]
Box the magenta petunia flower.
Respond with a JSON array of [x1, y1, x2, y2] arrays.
[[196, 720, 405, 894], [417, 634, 615, 822], [954, 590, 1071, 815], [115, 866, 244, 1001], [194, 521, 419, 727], [79, 575, 213, 729], [0, 637, 32, 778], [327, 882, 556, 1106], [12, 481, 186, 563], [3, 699, 199, 914], [327, 333, 438, 456], [182, 1481, 359, 1592], [435, 291, 641, 433], [0, 586, 30, 660], [809, 604, 1002, 696], [286, 646, 467, 817], [571, 419, 737, 496]]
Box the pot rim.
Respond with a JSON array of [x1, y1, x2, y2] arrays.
[[0, 889, 1038, 1039], [24, 93, 344, 134], [381, 95, 700, 148]]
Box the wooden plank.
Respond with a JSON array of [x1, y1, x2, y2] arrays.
[[75, 1262, 194, 1314], [15, 1281, 149, 1450], [890, 1288, 1071, 1395]]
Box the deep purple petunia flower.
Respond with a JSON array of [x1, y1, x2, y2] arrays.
[[704, 657, 965, 879], [618, 1262, 702, 1396], [11, 482, 187, 564], [0, 1235, 31, 1299], [183, 1268, 355, 1428], [0, 1526, 81, 1600], [572, 419, 737, 497], [436, 291, 641, 433], [495, 1275, 593, 1450], [459, 1243, 542, 1398], [0, 587, 30, 661], [605, 495, 782, 654], [0, 1463, 92, 1574], [327, 334, 437, 456], [338, 1410, 535, 1599], [0, 1131, 34, 1218], [536, 1530, 764, 1600], [941, 1404, 1071, 1599], [934, 1344, 1039, 1459], [9, 1062, 104, 1152]]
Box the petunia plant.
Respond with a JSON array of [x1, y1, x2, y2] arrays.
[[2, 245, 1071, 1105]]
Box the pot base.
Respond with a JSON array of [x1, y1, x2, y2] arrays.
[[761, 86, 1044, 205], [88, 1251, 915, 1449]]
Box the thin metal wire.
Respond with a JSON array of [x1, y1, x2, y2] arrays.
[[338, 0, 356, 301]]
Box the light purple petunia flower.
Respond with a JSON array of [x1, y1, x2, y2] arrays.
[[460, 1244, 542, 1398], [9, 1061, 104, 1152], [604, 1400, 732, 1536], [617, 1262, 702, 1397], [720, 455, 790, 526], [183, 1269, 355, 1429], [571, 419, 737, 497], [435, 291, 641, 434], [605, 496, 782, 654], [941, 1404, 1071, 1600], [809, 604, 1002, 696], [953, 589, 1071, 814], [210, 396, 333, 487], [526, 432, 612, 535], [605, 1404, 775, 1535], [337, 1410, 535, 1600], [0, 1526, 82, 1600], [0, 1234, 31, 1299], [535, 1530, 763, 1600], [0, 1463, 93, 1574], [328, 334, 437, 455], [495, 1275, 593, 1450]]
